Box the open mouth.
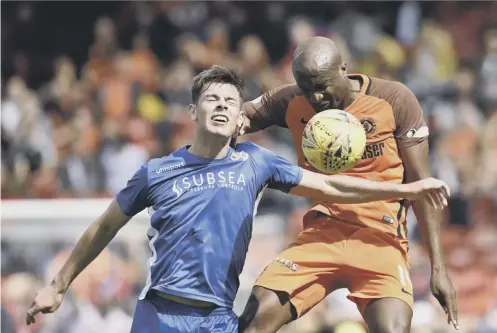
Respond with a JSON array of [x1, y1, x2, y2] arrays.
[[211, 115, 229, 124]]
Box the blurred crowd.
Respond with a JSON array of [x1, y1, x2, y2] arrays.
[[2, 1, 497, 333]]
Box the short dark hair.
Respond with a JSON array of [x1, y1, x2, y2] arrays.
[[191, 65, 244, 104]]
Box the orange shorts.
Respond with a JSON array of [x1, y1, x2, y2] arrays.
[[255, 211, 413, 318]]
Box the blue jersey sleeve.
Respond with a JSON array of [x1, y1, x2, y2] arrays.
[[116, 164, 149, 216], [259, 147, 303, 193]]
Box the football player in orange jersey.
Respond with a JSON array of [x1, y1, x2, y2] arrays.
[[237, 37, 458, 333]]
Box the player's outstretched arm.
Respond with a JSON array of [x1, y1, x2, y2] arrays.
[[289, 169, 450, 208], [400, 140, 459, 330], [390, 82, 458, 329], [26, 200, 132, 325], [26, 164, 148, 326]]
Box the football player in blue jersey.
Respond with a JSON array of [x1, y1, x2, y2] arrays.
[[26, 66, 450, 333]]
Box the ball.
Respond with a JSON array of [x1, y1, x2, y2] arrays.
[[301, 109, 367, 174]]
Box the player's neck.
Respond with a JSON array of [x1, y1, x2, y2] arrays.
[[344, 78, 362, 107], [189, 133, 230, 160]]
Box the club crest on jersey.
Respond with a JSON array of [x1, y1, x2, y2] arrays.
[[230, 151, 249, 161], [360, 117, 376, 137]]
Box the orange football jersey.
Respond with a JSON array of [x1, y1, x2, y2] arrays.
[[243, 74, 429, 242]]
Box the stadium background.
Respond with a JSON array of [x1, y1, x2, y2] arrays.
[[1, 1, 497, 332]]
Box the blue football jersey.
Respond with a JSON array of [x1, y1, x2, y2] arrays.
[[116, 142, 303, 308]]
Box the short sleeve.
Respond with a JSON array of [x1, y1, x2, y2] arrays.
[[259, 147, 303, 193], [116, 164, 149, 216], [242, 85, 300, 131], [392, 83, 429, 148]]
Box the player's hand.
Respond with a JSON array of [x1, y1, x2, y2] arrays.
[[26, 284, 65, 325], [405, 178, 450, 209], [431, 269, 459, 330]]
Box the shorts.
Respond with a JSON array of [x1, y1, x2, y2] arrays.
[[130, 292, 238, 333], [255, 211, 413, 318]]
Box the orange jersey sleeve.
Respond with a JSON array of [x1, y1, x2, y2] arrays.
[[242, 84, 301, 132]]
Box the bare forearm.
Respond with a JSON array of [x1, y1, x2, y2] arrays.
[[290, 170, 447, 206], [323, 175, 410, 203], [52, 220, 118, 293], [412, 200, 446, 270], [51, 201, 129, 293]]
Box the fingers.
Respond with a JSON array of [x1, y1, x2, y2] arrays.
[[422, 184, 449, 210], [425, 191, 437, 209], [410, 179, 451, 207], [25, 286, 64, 326], [26, 303, 57, 325], [426, 179, 449, 192], [433, 180, 450, 200], [442, 183, 451, 198], [447, 294, 459, 330], [26, 303, 40, 326], [436, 288, 459, 330], [435, 190, 448, 208], [416, 179, 450, 208], [426, 191, 444, 210]]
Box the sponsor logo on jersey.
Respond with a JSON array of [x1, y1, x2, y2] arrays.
[[230, 151, 249, 161], [360, 117, 376, 137], [156, 163, 185, 174], [406, 126, 429, 139], [361, 142, 385, 160], [172, 171, 247, 198]]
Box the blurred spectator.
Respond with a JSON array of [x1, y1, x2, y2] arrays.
[[162, 59, 194, 108], [38, 57, 78, 102], [129, 33, 159, 92], [396, 1, 422, 47], [2, 273, 42, 332], [1, 306, 16, 333], [478, 28, 497, 112], [100, 118, 150, 195], [329, 4, 382, 60]]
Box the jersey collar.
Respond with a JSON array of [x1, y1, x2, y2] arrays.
[[347, 74, 371, 95], [181, 145, 233, 164]]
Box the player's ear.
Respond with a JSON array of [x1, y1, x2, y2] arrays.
[[188, 104, 197, 121], [340, 62, 347, 76], [237, 110, 245, 128]]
